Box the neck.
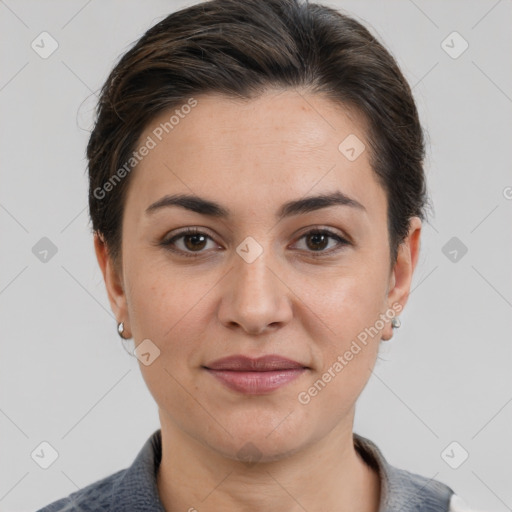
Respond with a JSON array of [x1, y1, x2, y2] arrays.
[[156, 417, 380, 512]]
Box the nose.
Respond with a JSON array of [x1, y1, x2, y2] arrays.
[[217, 249, 293, 335]]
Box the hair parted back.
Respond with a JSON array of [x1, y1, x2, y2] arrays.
[[87, 0, 428, 270]]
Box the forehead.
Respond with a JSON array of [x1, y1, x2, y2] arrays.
[[124, 89, 385, 221], [142, 89, 367, 158]]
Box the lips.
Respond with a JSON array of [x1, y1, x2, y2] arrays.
[[205, 355, 307, 371], [203, 355, 308, 394]]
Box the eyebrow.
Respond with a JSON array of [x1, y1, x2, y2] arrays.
[[145, 190, 366, 220]]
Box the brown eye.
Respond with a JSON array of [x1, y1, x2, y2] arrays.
[[305, 232, 330, 251], [161, 228, 218, 257], [293, 229, 350, 256], [182, 233, 208, 251]]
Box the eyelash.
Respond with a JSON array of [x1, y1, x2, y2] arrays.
[[160, 227, 350, 259]]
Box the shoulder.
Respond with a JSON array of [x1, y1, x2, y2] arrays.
[[35, 429, 165, 512], [385, 472, 482, 512], [354, 433, 454, 511], [385, 465, 454, 510], [35, 468, 127, 512]]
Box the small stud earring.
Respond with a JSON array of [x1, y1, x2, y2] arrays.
[[391, 317, 401, 329], [117, 321, 126, 339]]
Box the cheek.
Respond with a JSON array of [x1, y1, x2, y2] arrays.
[[310, 264, 389, 340], [126, 267, 209, 423], [301, 259, 388, 392], [127, 260, 213, 339], [299, 277, 384, 413]]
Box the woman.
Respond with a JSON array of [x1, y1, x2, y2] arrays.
[[37, 0, 477, 510]]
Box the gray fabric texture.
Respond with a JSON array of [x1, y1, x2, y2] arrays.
[[36, 429, 454, 511]]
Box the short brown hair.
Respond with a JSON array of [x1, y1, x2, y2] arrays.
[[88, 0, 428, 269]]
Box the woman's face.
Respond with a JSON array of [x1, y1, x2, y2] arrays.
[[96, 89, 420, 462]]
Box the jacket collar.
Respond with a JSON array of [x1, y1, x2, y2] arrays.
[[354, 433, 453, 512], [110, 429, 452, 511], [110, 429, 165, 511]]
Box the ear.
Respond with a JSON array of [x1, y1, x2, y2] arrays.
[[94, 233, 131, 338], [381, 217, 422, 341]]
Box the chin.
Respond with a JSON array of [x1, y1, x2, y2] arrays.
[[197, 409, 317, 464], [208, 433, 309, 465]]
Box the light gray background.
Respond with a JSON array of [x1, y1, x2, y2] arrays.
[[1, 0, 511, 511]]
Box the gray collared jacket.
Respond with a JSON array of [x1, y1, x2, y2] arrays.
[[36, 429, 456, 511]]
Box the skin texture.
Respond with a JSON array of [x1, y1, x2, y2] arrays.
[[94, 89, 421, 512]]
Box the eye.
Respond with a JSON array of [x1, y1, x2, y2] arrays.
[[292, 228, 350, 256], [161, 228, 219, 257], [160, 227, 350, 258]]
